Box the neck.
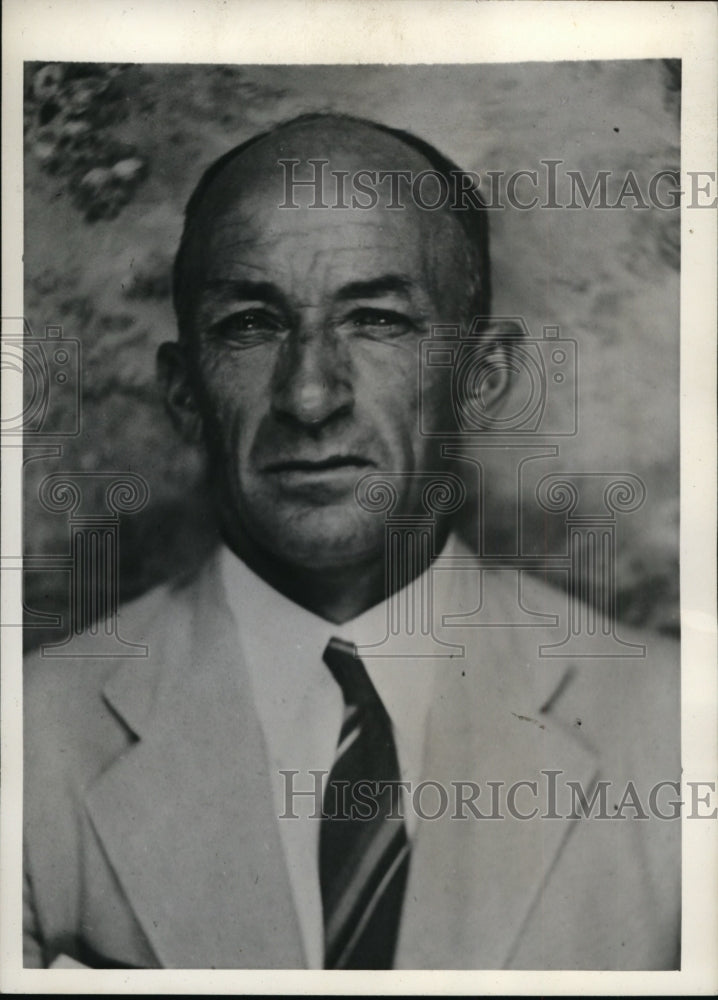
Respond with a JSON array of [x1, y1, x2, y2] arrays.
[[221, 524, 451, 625]]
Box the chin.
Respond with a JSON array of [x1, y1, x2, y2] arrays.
[[260, 509, 385, 572]]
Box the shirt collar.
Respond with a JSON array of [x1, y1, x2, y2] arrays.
[[218, 535, 457, 790], [219, 534, 455, 668]]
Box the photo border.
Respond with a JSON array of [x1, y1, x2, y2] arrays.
[[2, 1, 716, 994]]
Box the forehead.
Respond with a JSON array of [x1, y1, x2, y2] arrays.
[[185, 122, 469, 293]]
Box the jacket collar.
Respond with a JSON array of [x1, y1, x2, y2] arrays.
[[395, 558, 600, 968], [86, 553, 305, 968]]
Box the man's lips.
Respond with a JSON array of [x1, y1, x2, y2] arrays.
[[262, 455, 374, 473], [259, 454, 375, 493]]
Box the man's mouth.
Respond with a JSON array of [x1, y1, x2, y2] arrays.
[[264, 455, 373, 473], [261, 454, 375, 492]]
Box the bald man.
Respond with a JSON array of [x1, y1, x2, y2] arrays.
[[24, 114, 680, 971]]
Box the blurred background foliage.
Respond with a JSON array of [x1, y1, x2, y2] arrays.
[[22, 61, 680, 649]]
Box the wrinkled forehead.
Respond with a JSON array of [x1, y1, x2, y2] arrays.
[[184, 120, 470, 267]]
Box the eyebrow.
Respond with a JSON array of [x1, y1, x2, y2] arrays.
[[199, 279, 286, 307], [334, 275, 416, 301], [198, 274, 419, 309]]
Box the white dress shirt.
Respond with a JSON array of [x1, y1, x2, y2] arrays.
[[219, 541, 449, 968]]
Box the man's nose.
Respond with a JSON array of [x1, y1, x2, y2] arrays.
[[271, 325, 354, 428]]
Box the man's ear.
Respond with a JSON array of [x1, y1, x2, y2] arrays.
[[157, 341, 204, 444], [453, 318, 522, 428]]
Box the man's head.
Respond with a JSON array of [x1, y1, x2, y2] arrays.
[[159, 113, 508, 582]]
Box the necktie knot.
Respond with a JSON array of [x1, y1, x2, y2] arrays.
[[323, 636, 380, 710]]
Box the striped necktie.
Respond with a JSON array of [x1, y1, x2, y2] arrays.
[[320, 636, 411, 969]]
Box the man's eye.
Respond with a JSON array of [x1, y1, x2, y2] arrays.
[[212, 309, 286, 343], [347, 308, 413, 337]]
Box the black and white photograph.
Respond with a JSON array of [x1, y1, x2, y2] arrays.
[[2, 1, 716, 994]]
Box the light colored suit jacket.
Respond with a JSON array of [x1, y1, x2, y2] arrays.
[[24, 542, 680, 969]]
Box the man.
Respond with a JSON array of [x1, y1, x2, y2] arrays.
[[23, 113, 680, 970]]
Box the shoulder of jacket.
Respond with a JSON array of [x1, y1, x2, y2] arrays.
[[23, 567, 215, 798], [446, 542, 679, 766], [23, 566, 209, 723]]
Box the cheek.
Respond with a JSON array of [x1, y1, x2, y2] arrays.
[[413, 367, 455, 445], [354, 342, 422, 430], [196, 349, 272, 444], [421, 374, 450, 417]]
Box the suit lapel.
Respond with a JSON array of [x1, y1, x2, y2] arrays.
[[396, 564, 600, 969], [85, 555, 305, 968]]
